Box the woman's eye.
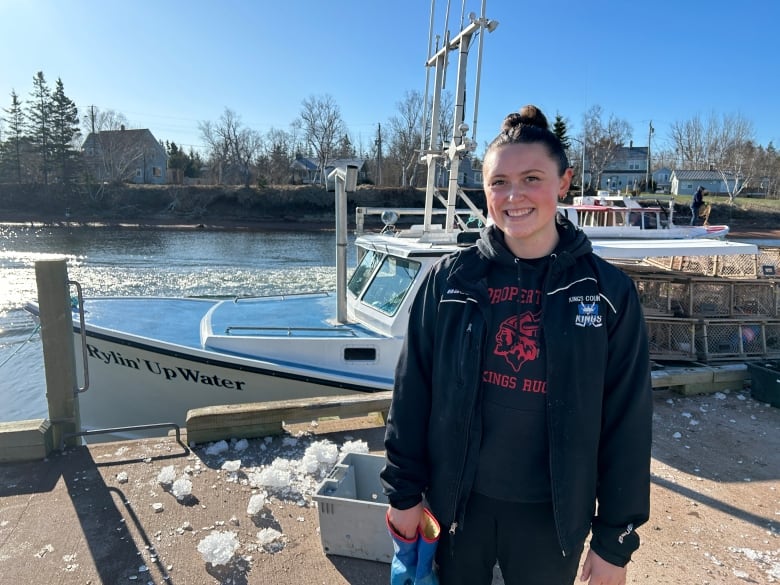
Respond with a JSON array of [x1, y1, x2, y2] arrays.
[[489, 179, 506, 186]]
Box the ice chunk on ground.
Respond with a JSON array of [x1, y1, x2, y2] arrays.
[[197, 531, 239, 566], [233, 438, 249, 452], [247, 493, 266, 515], [116, 471, 129, 484], [257, 528, 285, 552], [339, 440, 369, 456], [300, 440, 339, 474], [221, 460, 241, 472], [171, 478, 193, 500], [250, 459, 292, 488], [205, 440, 229, 456], [157, 465, 176, 485]]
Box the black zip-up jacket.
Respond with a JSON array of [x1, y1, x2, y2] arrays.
[[381, 218, 652, 566]]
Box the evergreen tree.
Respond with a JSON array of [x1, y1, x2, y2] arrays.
[[186, 148, 203, 178], [166, 141, 189, 183], [334, 133, 356, 158], [2, 90, 26, 183], [553, 113, 571, 150], [26, 71, 53, 184], [50, 78, 80, 182]]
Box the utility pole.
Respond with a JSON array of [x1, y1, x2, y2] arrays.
[[88, 105, 97, 135], [645, 120, 654, 193], [375, 123, 383, 186]]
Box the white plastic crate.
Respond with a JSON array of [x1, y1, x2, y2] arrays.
[[313, 452, 392, 563]]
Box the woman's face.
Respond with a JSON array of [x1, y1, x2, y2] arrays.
[[483, 142, 572, 258]]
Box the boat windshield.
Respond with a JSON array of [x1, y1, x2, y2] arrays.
[[359, 255, 421, 316], [348, 249, 383, 296]]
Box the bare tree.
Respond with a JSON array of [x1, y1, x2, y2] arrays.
[[297, 94, 344, 185], [709, 113, 757, 200], [581, 105, 632, 191], [386, 90, 426, 187], [82, 106, 129, 135], [436, 90, 455, 149], [668, 114, 717, 169], [199, 108, 263, 186], [670, 112, 758, 200], [256, 127, 297, 185]]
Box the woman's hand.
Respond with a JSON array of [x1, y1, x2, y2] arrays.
[[580, 548, 627, 585], [387, 503, 424, 539]]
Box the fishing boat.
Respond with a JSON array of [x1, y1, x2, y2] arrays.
[[556, 192, 730, 240], [24, 3, 757, 439]]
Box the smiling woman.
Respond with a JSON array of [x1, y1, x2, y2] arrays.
[[381, 104, 654, 585]]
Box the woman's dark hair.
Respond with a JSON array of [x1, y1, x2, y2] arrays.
[[486, 105, 569, 175]]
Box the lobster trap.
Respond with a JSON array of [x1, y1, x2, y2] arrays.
[[628, 269, 780, 319]]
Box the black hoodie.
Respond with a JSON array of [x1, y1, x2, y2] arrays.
[[382, 216, 653, 566]]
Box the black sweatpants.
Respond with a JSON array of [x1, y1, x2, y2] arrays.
[[435, 493, 584, 585]]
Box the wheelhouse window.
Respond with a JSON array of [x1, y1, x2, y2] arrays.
[[348, 249, 383, 297], [360, 256, 421, 316]]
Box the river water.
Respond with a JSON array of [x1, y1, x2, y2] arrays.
[[3, 223, 778, 424], [0, 224, 350, 423]]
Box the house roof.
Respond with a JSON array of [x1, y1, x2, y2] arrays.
[[291, 157, 318, 171], [82, 128, 166, 156], [616, 146, 649, 157], [671, 169, 732, 181]]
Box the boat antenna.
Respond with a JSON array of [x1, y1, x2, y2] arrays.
[[420, 2, 498, 237], [471, 0, 489, 144], [420, 0, 437, 155]]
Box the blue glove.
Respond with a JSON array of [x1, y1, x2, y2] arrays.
[[387, 510, 418, 585], [415, 508, 441, 585]]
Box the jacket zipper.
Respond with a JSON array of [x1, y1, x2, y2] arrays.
[[542, 260, 569, 558], [448, 319, 481, 542]]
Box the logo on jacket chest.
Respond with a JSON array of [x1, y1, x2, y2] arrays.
[[569, 295, 603, 328]]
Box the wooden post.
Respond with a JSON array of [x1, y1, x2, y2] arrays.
[[35, 258, 80, 448]]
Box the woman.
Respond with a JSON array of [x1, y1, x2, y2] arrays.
[[381, 105, 652, 585]]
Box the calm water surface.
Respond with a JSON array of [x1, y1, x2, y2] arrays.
[[2, 224, 777, 423], [0, 224, 351, 422]]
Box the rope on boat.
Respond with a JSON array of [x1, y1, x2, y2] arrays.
[[0, 323, 41, 370]]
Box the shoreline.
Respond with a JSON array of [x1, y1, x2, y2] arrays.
[[0, 217, 337, 233], [2, 217, 780, 241]]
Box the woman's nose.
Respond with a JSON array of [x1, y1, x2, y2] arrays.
[[507, 181, 523, 198]]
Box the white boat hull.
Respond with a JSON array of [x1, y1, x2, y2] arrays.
[[75, 327, 392, 440]]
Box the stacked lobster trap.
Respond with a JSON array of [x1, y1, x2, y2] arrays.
[[622, 257, 780, 362]]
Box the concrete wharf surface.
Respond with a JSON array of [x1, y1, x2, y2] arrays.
[[1, 388, 780, 585]]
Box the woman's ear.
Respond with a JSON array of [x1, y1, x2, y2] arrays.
[[559, 168, 574, 199]]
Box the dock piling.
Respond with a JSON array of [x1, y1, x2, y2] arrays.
[[35, 258, 81, 449]]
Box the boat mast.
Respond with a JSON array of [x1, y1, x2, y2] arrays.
[[421, 2, 498, 237]]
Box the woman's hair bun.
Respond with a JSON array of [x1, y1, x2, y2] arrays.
[[500, 105, 549, 132]]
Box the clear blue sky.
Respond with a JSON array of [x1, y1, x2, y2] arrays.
[[1, 0, 778, 158]]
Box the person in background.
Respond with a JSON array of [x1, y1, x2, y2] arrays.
[[690, 186, 705, 225], [381, 104, 653, 585]]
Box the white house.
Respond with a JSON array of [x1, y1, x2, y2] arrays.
[[670, 169, 737, 195]]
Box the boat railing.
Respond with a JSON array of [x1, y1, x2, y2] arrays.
[[224, 326, 359, 338], [355, 206, 480, 235], [232, 292, 332, 303]]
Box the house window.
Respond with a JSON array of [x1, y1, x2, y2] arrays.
[[153, 167, 162, 177], [135, 169, 142, 177]]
